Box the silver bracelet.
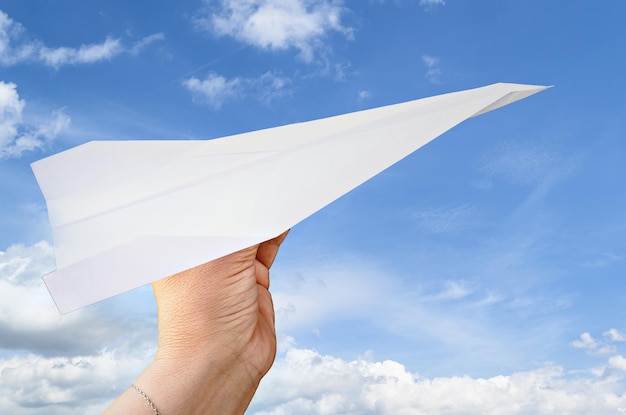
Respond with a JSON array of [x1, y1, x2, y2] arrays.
[[131, 384, 161, 415]]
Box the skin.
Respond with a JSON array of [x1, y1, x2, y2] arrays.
[[103, 230, 289, 415]]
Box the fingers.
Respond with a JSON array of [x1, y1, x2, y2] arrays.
[[255, 259, 270, 290], [257, 285, 276, 332], [256, 229, 290, 270]]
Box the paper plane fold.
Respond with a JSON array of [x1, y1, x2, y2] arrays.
[[32, 82, 548, 313]]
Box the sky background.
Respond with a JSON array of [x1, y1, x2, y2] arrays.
[[1, 0, 626, 413]]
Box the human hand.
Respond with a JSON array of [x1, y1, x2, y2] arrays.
[[104, 231, 289, 415]]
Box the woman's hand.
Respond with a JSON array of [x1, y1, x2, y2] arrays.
[[104, 231, 289, 415]]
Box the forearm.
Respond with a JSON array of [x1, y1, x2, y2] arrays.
[[103, 356, 261, 415]]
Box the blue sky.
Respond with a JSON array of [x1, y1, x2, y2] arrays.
[[1, 0, 626, 413]]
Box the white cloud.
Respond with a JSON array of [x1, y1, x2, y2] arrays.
[[183, 72, 242, 109], [3, 241, 626, 414], [249, 342, 626, 414], [0, 10, 162, 68], [571, 332, 616, 356], [422, 54, 443, 84], [572, 332, 599, 350], [609, 355, 626, 372], [129, 33, 166, 56], [421, 54, 439, 68], [0, 81, 70, 159], [256, 71, 293, 104], [605, 329, 626, 342], [0, 241, 156, 414], [358, 90, 371, 101], [0, 242, 155, 356], [5, 338, 626, 414], [196, 0, 352, 62], [183, 71, 292, 109], [329, 60, 352, 80], [0, 351, 151, 414], [38, 37, 123, 67], [0, 10, 35, 65], [571, 330, 626, 359]]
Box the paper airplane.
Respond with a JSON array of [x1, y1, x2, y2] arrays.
[[32, 82, 548, 313]]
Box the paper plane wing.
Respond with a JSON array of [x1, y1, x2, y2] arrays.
[[32, 82, 548, 313]]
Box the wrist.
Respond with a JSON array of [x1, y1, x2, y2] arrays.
[[134, 351, 262, 415]]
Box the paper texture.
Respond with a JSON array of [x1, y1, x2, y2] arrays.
[[32, 83, 548, 313]]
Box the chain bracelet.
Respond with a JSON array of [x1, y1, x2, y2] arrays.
[[131, 384, 161, 415]]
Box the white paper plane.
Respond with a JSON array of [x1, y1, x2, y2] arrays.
[[32, 82, 548, 313]]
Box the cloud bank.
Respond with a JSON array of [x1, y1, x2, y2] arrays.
[[0, 241, 156, 414], [2, 242, 626, 414], [250, 340, 626, 415]]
